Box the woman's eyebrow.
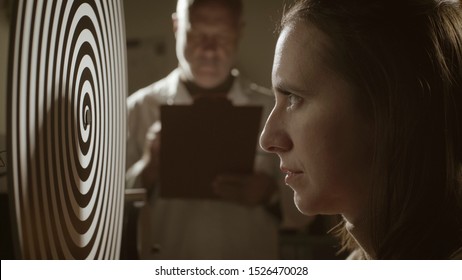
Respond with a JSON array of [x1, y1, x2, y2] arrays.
[[273, 85, 292, 95], [273, 82, 310, 96]]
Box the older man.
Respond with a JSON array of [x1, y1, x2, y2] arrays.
[[126, 0, 280, 259]]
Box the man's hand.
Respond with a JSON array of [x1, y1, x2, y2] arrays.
[[140, 122, 161, 190], [212, 172, 276, 207]]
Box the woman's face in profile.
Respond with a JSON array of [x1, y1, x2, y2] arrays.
[[260, 22, 373, 221]]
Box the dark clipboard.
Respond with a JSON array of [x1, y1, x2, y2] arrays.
[[159, 99, 262, 199]]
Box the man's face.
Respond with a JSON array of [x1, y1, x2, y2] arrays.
[[175, 2, 241, 88]]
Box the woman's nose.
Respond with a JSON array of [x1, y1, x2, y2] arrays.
[[259, 107, 292, 154]]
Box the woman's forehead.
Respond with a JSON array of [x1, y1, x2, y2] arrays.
[[275, 22, 334, 75]]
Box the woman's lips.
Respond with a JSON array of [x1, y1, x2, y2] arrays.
[[281, 167, 303, 186]]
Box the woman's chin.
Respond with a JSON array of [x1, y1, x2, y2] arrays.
[[294, 193, 317, 216]]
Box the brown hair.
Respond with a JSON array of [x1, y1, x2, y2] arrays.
[[281, 0, 462, 259]]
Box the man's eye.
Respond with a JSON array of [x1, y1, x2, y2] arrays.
[[216, 35, 234, 45]]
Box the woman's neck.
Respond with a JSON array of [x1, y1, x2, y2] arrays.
[[343, 215, 375, 259]]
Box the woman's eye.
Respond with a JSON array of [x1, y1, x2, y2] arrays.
[[274, 88, 304, 110], [286, 93, 302, 109]]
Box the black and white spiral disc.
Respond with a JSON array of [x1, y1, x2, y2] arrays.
[[8, 0, 127, 259]]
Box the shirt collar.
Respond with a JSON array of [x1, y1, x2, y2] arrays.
[[169, 68, 249, 105]]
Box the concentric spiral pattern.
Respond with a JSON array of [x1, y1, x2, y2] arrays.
[[8, 0, 127, 259]]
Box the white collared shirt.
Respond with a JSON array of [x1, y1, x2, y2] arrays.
[[125, 69, 280, 259]]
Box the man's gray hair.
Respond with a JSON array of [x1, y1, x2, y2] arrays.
[[176, 0, 243, 20]]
